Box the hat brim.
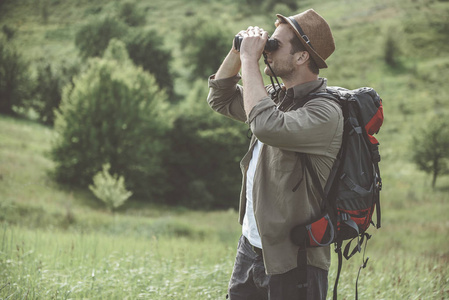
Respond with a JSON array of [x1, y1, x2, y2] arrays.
[[276, 14, 328, 69]]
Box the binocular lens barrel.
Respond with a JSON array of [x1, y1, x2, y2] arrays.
[[234, 35, 278, 52]]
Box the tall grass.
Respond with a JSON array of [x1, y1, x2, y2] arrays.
[[0, 223, 236, 299]]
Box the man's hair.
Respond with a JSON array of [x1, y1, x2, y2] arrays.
[[289, 35, 319, 75], [276, 19, 319, 75]]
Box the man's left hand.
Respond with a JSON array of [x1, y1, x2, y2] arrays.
[[240, 26, 268, 62]]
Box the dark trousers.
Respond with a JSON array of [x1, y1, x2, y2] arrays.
[[227, 236, 328, 300]]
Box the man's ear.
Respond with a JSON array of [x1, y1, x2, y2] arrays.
[[295, 51, 310, 66]]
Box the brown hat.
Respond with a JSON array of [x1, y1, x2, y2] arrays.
[[276, 9, 335, 69]]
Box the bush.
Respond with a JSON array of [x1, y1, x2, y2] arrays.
[[52, 39, 171, 201], [89, 163, 133, 211], [31, 60, 80, 125], [118, 1, 146, 27], [180, 18, 231, 79], [384, 29, 401, 68], [2, 24, 15, 40], [164, 80, 248, 209], [412, 114, 449, 188], [126, 29, 175, 101], [75, 16, 128, 59], [263, 0, 298, 12], [0, 41, 31, 115]]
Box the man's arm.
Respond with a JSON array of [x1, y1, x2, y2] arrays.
[[239, 28, 269, 118], [207, 35, 246, 122], [215, 48, 241, 80]]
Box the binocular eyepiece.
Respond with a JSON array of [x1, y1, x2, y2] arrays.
[[233, 35, 279, 52]]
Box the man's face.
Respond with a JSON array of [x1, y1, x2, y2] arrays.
[[264, 24, 298, 78]]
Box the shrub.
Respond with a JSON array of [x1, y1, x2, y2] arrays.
[[2, 24, 15, 40], [0, 41, 31, 115], [118, 1, 146, 27], [412, 114, 449, 188], [89, 163, 132, 211], [75, 16, 128, 59], [31, 60, 80, 125], [384, 30, 401, 68], [52, 39, 171, 201], [180, 18, 231, 79], [164, 80, 248, 209], [126, 29, 175, 101]]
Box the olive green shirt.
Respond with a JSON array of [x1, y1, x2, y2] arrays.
[[207, 74, 343, 275]]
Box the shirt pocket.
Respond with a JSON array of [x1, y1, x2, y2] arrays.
[[267, 148, 299, 172]]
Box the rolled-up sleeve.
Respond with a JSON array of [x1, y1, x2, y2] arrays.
[[249, 98, 343, 156], [207, 74, 247, 122]]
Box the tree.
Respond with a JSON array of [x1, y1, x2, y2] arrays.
[[89, 163, 133, 212], [118, 1, 146, 27], [180, 18, 231, 79], [52, 39, 171, 201], [126, 30, 175, 101], [384, 29, 401, 68], [31, 60, 80, 125], [412, 114, 449, 189], [0, 41, 30, 115], [75, 16, 128, 60], [163, 80, 248, 209]]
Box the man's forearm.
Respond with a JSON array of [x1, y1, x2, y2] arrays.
[[241, 58, 268, 118], [215, 49, 241, 80]]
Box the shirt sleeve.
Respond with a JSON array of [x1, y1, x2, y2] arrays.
[[248, 97, 343, 156], [207, 74, 247, 123]]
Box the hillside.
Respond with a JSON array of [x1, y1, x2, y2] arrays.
[[2, 0, 448, 200], [0, 0, 449, 298]]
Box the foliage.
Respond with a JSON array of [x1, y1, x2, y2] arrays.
[[384, 29, 401, 68], [2, 24, 15, 40], [52, 39, 171, 201], [75, 16, 128, 59], [180, 18, 232, 79], [402, 2, 449, 56], [0, 41, 30, 115], [263, 0, 298, 12], [164, 80, 248, 209], [411, 114, 449, 188], [126, 29, 175, 101], [118, 1, 146, 27], [89, 163, 132, 211], [31, 60, 80, 125]]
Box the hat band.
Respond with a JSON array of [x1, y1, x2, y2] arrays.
[[288, 17, 315, 50]]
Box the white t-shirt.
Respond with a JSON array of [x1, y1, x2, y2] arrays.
[[242, 140, 263, 249]]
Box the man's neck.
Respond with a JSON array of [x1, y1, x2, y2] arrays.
[[282, 71, 318, 90]]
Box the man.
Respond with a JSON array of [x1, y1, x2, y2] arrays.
[[207, 9, 343, 300]]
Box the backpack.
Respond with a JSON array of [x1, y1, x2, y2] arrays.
[[289, 86, 384, 300]]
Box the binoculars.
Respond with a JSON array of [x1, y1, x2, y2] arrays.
[[233, 35, 279, 52]]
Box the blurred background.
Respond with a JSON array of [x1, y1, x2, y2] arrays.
[[0, 0, 448, 299]]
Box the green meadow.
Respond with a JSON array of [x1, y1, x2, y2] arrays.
[[1, 0, 449, 299]]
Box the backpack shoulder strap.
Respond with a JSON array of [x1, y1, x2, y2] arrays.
[[289, 89, 342, 111]]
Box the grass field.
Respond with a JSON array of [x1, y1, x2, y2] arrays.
[[1, 115, 448, 299], [1, 0, 449, 299]]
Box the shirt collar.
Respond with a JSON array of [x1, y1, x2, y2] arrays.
[[289, 78, 327, 100]]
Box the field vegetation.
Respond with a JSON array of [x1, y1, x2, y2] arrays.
[[1, 0, 448, 299]]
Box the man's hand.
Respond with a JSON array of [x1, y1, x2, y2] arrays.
[[240, 26, 269, 119], [240, 26, 269, 63]]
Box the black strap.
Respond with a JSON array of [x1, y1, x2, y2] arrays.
[[333, 244, 343, 300], [303, 154, 337, 221], [288, 17, 315, 50], [296, 247, 308, 300], [374, 162, 382, 229], [355, 234, 371, 300]]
